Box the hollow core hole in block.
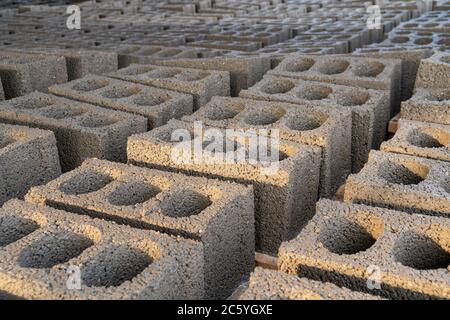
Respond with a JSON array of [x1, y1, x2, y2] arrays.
[[285, 111, 328, 131], [101, 86, 141, 99], [296, 84, 332, 100], [390, 36, 410, 43], [81, 244, 153, 287], [316, 59, 350, 75], [424, 89, 450, 102], [0, 215, 40, 247], [243, 105, 286, 125], [393, 231, 450, 270], [333, 90, 370, 106], [133, 94, 168, 106], [18, 230, 94, 268], [414, 38, 433, 45], [318, 212, 384, 255], [0, 133, 14, 149], [157, 49, 183, 58], [143, 68, 181, 79], [260, 78, 295, 95], [204, 101, 245, 120], [59, 170, 114, 195], [352, 61, 385, 78], [120, 65, 154, 76], [107, 181, 161, 206], [158, 189, 212, 218], [175, 71, 209, 81], [39, 106, 87, 120], [407, 128, 450, 148], [285, 57, 315, 73], [378, 160, 429, 185], [10, 96, 55, 110], [72, 78, 109, 92], [138, 47, 162, 56], [75, 114, 119, 128]]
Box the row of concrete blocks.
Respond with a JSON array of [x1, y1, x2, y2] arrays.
[[0, 157, 255, 300]]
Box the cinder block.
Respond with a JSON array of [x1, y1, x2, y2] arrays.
[[127, 119, 321, 254], [152, 56, 271, 96], [0, 50, 68, 99], [182, 96, 351, 198], [268, 54, 402, 120], [187, 39, 262, 52], [0, 199, 204, 300], [344, 150, 450, 217], [380, 120, 450, 162], [239, 267, 382, 300], [109, 64, 230, 110], [0, 123, 61, 205], [25, 159, 254, 299], [0, 92, 147, 171], [0, 77, 4, 100], [279, 199, 450, 300], [240, 76, 390, 172], [401, 87, 450, 125], [415, 51, 450, 89], [48, 75, 193, 129]]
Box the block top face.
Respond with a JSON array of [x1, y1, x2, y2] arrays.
[[109, 64, 227, 87], [406, 87, 450, 107], [112, 45, 197, 59], [0, 92, 146, 132], [239, 76, 385, 110], [268, 54, 399, 84], [239, 268, 381, 300], [182, 96, 349, 146], [0, 51, 48, 66], [422, 51, 450, 66], [26, 158, 252, 237], [0, 123, 53, 154], [129, 119, 321, 181], [381, 120, 450, 161], [48, 75, 191, 114], [0, 199, 201, 300], [347, 150, 450, 198], [279, 199, 450, 298]]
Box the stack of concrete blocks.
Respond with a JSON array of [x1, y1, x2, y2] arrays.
[[25, 159, 255, 299], [48, 75, 194, 129], [127, 119, 321, 255], [0, 199, 204, 300], [0, 92, 147, 171], [0, 123, 61, 205]]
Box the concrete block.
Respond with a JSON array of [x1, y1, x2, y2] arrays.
[[381, 120, 450, 162], [0, 123, 61, 205], [152, 56, 271, 96], [279, 199, 450, 300], [0, 92, 147, 171], [0, 199, 204, 300], [401, 87, 450, 125], [0, 50, 67, 99], [109, 64, 230, 110], [48, 75, 193, 129], [25, 159, 254, 300], [127, 119, 321, 254], [239, 267, 382, 300], [240, 76, 390, 172], [415, 51, 450, 89], [268, 54, 402, 119], [182, 96, 352, 198], [0, 77, 4, 101], [187, 39, 262, 52], [344, 150, 450, 217]]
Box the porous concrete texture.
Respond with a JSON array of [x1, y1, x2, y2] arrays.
[[240, 75, 390, 172], [109, 64, 230, 110], [0, 92, 147, 171], [0, 199, 204, 300], [25, 158, 255, 300], [48, 75, 193, 129], [182, 96, 352, 198], [0, 50, 67, 99], [415, 51, 450, 89], [0, 77, 4, 100], [401, 87, 450, 125], [0, 123, 61, 205], [152, 56, 271, 96], [279, 199, 450, 300], [127, 119, 321, 254], [344, 150, 450, 217], [239, 267, 382, 300], [268, 54, 402, 119], [381, 119, 450, 162]]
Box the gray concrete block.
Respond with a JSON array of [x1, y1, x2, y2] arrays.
[[0, 199, 204, 300], [0, 123, 61, 205], [187, 39, 262, 52], [0, 50, 68, 99], [401, 87, 450, 125], [240, 76, 389, 172], [48, 75, 193, 129], [239, 267, 382, 300], [344, 150, 450, 217], [182, 96, 352, 198], [25, 158, 254, 300], [279, 199, 450, 300], [381, 120, 450, 162], [109, 64, 230, 110], [127, 119, 321, 254], [415, 51, 450, 89], [0, 92, 147, 171]]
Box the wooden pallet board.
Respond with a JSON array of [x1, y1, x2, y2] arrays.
[[388, 113, 401, 134], [255, 252, 278, 270]]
